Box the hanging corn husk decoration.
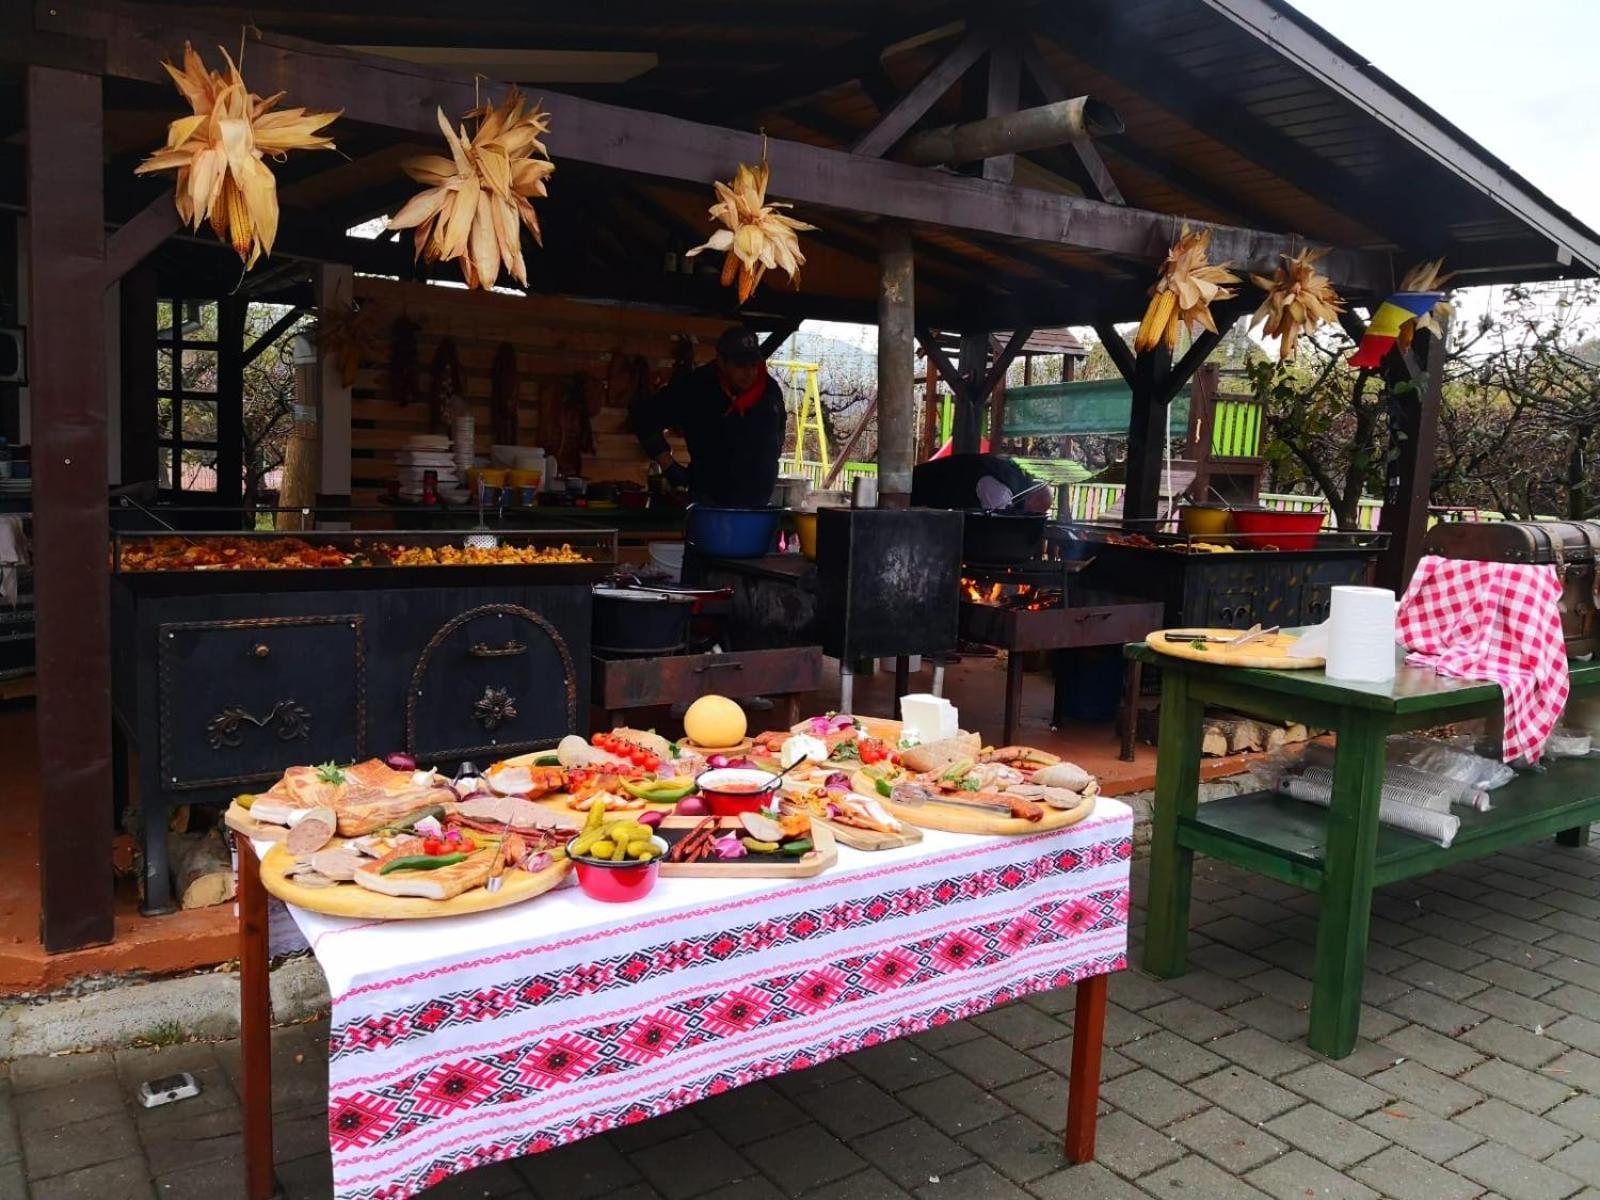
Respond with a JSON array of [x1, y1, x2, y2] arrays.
[[1249, 247, 1345, 360], [1399, 257, 1456, 341], [387, 88, 554, 290], [1134, 227, 1240, 353], [685, 151, 816, 304], [135, 42, 339, 267]]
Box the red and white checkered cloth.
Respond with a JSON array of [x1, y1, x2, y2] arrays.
[[1397, 554, 1569, 763]]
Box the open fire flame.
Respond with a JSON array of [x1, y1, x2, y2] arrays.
[[960, 578, 1058, 611]]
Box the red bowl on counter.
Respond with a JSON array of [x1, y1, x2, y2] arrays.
[[695, 767, 780, 816], [568, 836, 668, 903], [1229, 508, 1326, 551]]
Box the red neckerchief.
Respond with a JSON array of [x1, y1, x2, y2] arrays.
[[719, 364, 769, 416]]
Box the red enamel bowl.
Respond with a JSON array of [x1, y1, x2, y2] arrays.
[[1229, 508, 1326, 551], [695, 767, 780, 816], [568, 836, 668, 904]]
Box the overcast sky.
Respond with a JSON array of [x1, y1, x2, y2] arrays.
[[1287, 0, 1600, 232]]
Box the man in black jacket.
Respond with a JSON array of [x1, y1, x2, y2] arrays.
[[631, 327, 786, 507], [911, 452, 1051, 513]]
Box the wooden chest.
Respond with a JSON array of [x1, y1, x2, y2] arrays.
[[1420, 519, 1600, 655]]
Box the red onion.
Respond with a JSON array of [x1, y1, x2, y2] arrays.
[[638, 810, 664, 829], [707, 754, 730, 769], [824, 772, 850, 792], [384, 752, 417, 771]]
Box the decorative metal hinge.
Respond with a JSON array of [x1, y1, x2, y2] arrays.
[[473, 686, 518, 732], [206, 700, 312, 750]]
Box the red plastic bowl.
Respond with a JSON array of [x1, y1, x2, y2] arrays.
[[1229, 508, 1326, 551], [568, 837, 667, 904], [695, 767, 779, 816]]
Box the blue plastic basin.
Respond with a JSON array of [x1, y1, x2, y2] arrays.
[[685, 505, 783, 558]]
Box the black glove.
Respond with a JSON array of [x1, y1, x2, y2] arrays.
[[664, 461, 691, 490]]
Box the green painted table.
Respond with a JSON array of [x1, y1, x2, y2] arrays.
[[1127, 640, 1600, 1058]]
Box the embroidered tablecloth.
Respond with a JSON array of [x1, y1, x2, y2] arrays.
[[266, 800, 1132, 1200]]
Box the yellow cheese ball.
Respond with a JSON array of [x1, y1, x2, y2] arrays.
[[684, 694, 747, 749]]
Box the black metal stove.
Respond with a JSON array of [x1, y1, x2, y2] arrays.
[[957, 551, 1163, 753]]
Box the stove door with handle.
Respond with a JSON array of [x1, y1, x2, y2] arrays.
[[407, 603, 579, 764], [156, 614, 365, 791]]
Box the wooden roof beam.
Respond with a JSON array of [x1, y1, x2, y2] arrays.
[[45, 0, 1390, 294], [1038, 12, 1427, 252]]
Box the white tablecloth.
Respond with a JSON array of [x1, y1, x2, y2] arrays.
[[266, 799, 1133, 1200]]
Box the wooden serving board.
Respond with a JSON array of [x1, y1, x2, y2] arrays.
[[880, 792, 1097, 836], [1145, 628, 1323, 669], [259, 841, 571, 919], [811, 816, 922, 851], [655, 816, 838, 879], [675, 736, 754, 757], [224, 803, 288, 843]]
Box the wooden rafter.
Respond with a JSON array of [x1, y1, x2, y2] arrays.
[[1019, 41, 1123, 205], [851, 30, 993, 158], [1091, 320, 1137, 385]]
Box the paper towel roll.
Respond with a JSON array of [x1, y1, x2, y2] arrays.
[[1325, 585, 1397, 683]]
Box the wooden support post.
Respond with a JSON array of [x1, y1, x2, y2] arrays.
[[314, 265, 354, 516], [877, 224, 915, 503], [216, 294, 246, 510], [758, 318, 801, 359], [27, 65, 115, 952], [1375, 327, 1445, 593], [1123, 345, 1172, 524], [119, 264, 158, 487], [979, 40, 1021, 184], [920, 352, 939, 460], [953, 328, 989, 454]]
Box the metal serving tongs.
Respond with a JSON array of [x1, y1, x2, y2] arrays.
[[1161, 623, 1280, 647]]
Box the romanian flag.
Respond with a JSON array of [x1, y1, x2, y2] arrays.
[[1348, 291, 1444, 369]]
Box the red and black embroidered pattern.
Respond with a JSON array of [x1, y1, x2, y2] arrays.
[[334, 951, 1125, 1199], [329, 888, 1125, 1156], [330, 841, 1130, 1061]]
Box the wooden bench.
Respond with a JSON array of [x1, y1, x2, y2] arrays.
[[1127, 642, 1600, 1058]]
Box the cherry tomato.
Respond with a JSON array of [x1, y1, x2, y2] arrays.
[[640, 753, 661, 771], [628, 747, 648, 766], [594, 733, 613, 751], [423, 837, 446, 856]]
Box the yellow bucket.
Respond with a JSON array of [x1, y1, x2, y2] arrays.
[[792, 510, 819, 560]]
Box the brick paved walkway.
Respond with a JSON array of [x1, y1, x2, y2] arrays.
[[6, 834, 1600, 1199]]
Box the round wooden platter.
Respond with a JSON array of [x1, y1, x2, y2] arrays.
[[878, 790, 1097, 836], [1145, 628, 1323, 670], [259, 841, 571, 920]]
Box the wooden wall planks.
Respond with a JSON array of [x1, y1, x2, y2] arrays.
[[347, 280, 725, 505]]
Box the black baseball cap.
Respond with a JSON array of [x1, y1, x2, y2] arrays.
[[716, 326, 763, 365]]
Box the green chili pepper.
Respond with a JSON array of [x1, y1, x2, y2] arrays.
[[376, 804, 447, 835], [874, 777, 892, 798], [782, 839, 814, 856], [532, 754, 561, 767], [378, 852, 467, 875]]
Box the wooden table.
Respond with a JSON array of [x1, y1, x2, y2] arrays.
[[235, 803, 1131, 1200], [1128, 641, 1600, 1059]]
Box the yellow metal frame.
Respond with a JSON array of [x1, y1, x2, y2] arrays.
[[772, 359, 830, 476]]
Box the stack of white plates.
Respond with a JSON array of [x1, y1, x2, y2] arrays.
[[396, 434, 461, 500]]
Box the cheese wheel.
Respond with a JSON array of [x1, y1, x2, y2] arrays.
[[684, 695, 747, 749]]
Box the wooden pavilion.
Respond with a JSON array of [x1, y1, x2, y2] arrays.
[[3, 0, 1596, 952]]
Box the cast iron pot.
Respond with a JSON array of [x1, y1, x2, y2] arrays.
[[592, 586, 695, 654], [962, 511, 1046, 565]]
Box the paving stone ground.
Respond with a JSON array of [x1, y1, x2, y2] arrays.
[[5, 833, 1600, 1199]]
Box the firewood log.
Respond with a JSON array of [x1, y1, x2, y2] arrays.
[[170, 830, 236, 910]]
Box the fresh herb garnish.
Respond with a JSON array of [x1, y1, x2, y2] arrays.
[[315, 761, 347, 785], [832, 741, 860, 761], [1189, 639, 1209, 652], [959, 778, 981, 792]]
